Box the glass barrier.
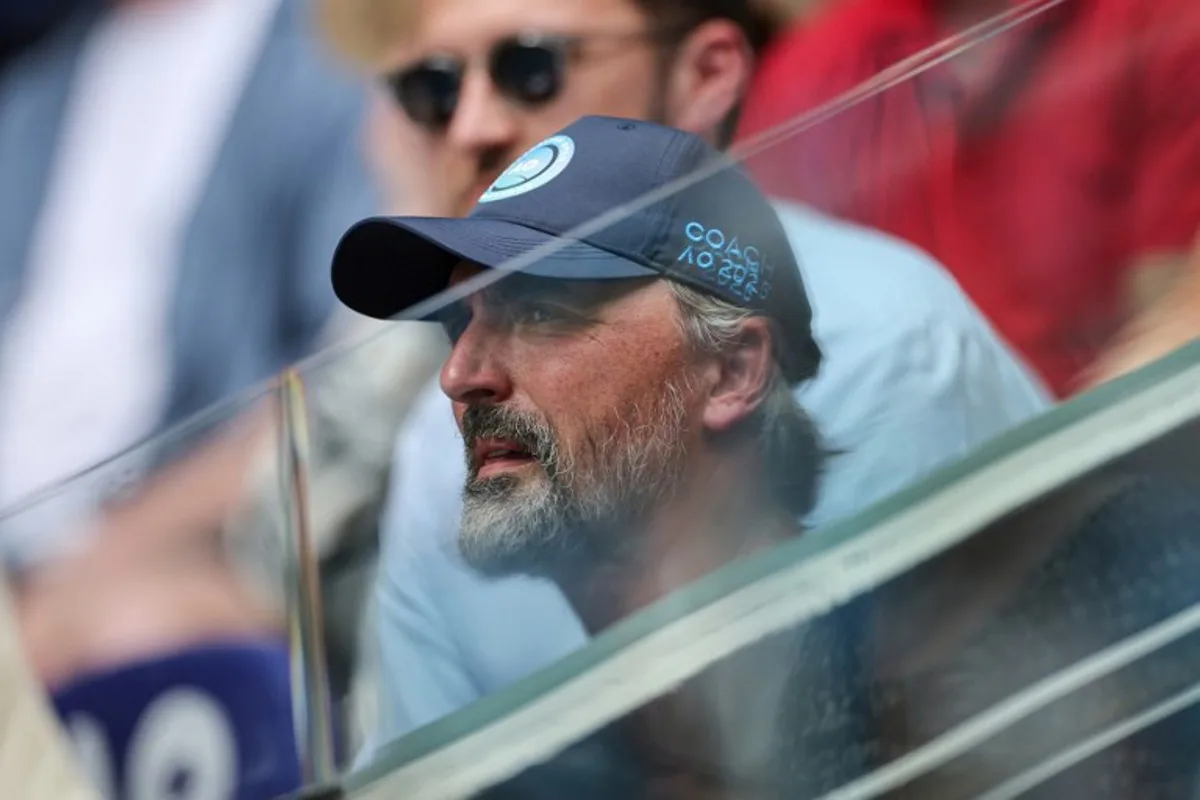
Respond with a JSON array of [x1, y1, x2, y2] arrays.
[[0, 376, 309, 797], [319, 0, 1200, 796], [342, 341, 1200, 800], [2, 0, 1197, 797], [276, 318, 448, 758]]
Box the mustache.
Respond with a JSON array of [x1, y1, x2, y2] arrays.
[[462, 405, 559, 476]]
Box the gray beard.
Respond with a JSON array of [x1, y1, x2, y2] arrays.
[[458, 380, 692, 581]]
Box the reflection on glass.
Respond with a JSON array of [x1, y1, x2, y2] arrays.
[[2, 0, 1197, 797], [347, 344, 1200, 800], [338, 8, 1081, 776], [1, 378, 310, 798], [322, 0, 1200, 796]]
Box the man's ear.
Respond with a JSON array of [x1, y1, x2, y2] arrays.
[[661, 18, 754, 139], [701, 317, 775, 433]]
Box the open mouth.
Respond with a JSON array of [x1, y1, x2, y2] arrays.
[[473, 438, 537, 479]]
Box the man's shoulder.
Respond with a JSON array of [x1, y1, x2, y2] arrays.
[[771, 200, 1013, 342]]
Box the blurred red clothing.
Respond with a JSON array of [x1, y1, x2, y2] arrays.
[[737, 0, 1200, 397]]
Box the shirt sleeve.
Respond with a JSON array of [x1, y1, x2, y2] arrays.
[[788, 214, 1053, 528], [806, 316, 1051, 530]]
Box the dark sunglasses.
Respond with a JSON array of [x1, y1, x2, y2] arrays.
[[384, 28, 686, 132]]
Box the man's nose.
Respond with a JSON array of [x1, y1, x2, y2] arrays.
[[440, 318, 514, 405], [445, 67, 521, 154]]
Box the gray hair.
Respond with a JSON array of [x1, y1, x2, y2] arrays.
[[669, 283, 822, 519]]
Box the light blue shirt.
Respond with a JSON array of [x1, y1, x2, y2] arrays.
[[364, 201, 1052, 754]]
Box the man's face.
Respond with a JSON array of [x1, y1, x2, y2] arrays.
[[439, 264, 705, 577], [380, 0, 677, 216]]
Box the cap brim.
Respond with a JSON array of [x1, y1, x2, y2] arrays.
[[331, 216, 658, 320]]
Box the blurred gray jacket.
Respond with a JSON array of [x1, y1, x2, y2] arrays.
[[0, 0, 375, 492], [0, 0, 379, 564]]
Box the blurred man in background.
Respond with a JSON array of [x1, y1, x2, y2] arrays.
[[0, 572, 98, 800], [314, 0, 1050, 757], [0, 0, 373, 691], [737, 0, 1200, 398]]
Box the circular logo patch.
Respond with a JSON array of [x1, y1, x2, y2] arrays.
[[478, 135, 575, 203]]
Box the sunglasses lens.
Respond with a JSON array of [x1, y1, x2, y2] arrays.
[[491, 42, 563, 104], [390, 62, 461, 129]]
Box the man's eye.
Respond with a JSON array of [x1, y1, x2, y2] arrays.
[[513, 303, 575, 326], [519, 305, 555, 324]]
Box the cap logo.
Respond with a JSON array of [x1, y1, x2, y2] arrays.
[[478, 135, 576, 204], [677, 220, 773, 304]]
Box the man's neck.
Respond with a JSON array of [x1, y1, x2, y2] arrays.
[[557, 451, 801, 636]]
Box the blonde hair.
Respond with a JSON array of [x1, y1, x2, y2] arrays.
[[315, 0, 421, 68]]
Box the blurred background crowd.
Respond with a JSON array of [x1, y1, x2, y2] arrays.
[[0, 0, 1197, 797]]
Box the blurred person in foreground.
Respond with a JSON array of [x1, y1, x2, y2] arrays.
[[737, 0, 1200, 399], [0, 0, 372, 689], [0, 572, 99, 800], [315, 0, 1051, 755], [334, 117, 1200, 798]]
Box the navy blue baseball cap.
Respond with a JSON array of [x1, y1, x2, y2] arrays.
[[331, 115, 820, 384]]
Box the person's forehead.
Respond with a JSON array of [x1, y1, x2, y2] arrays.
[[443, 262, 667, 316], [450, 265, 652, 303], [390, 0, 648, 63]]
